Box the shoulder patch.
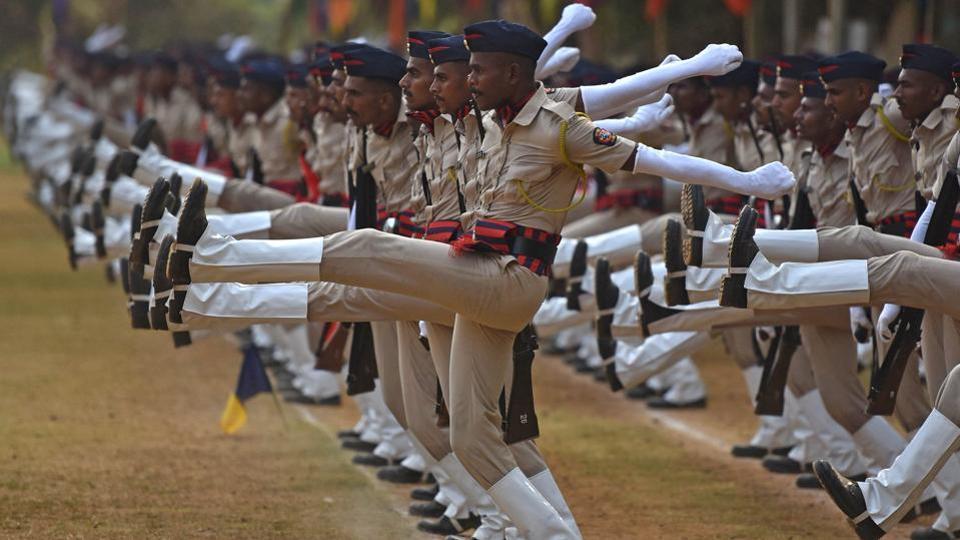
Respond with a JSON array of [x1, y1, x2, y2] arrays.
[[593, 127, 617, 146]]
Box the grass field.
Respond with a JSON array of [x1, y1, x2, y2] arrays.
[[0, 159, 920, 539]]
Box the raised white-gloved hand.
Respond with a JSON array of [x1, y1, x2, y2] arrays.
[[742, 162, 798, 200], [632, 146, 796, 199], [594, 94, 675, 136], [849, 306, 873, 344], [876, 304, 900, 342], [536, 4, 596, 79], [557, 2, 597, 32], [537, 47, 581, 79], [581, 44, 742, 120], [687, 43, 744, 76]]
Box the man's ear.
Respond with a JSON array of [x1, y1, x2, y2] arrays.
[[856, 80, 872, 102], [506, 61, 520, 87]]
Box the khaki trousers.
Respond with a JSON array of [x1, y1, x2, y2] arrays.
[[818, 226, 960, 401], [817, 225, 942, 262], [425, 322, 549, 478], [800, 322, 873, 433], [561, 209, 679, 256], [269, 203, 349, 239], [217, 179, 295, 213], [319, 230, 548, 487]]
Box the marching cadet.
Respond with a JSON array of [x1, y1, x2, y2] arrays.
[[308, 52, 351, 207], [204, 58, 250, 175], [238, 58, 303, 195], [166, 18, 795, 538], [143, 52, 205, 163], [816, 363, 960, 540]]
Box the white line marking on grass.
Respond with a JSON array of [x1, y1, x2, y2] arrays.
[[644, 410, 730, 453]]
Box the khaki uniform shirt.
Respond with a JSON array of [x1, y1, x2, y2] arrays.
[[911, 94, 960, 200], [312, 113, 349, 197], [410, 112, 479, 226], [144, 87, 204, 143], [205, 112, 230, 158], [227, 115, 256, 174], [846, 93, 915, 223], [687, 106, 737, 202], [732, 112, 778, 171], [463, 84, 637, 234], [936, 130, 960, 197], [347, 107, 418, 215], [807, 141, 856, 228], [250, 99, 302, 182]]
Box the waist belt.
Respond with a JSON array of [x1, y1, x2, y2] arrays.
[[595, 188, 663, 212], [423, 219, 462, 244], [451, 219, 560, 276], [946, 211, 960, 246], [876, 210, 918, 238], [377, 206, 423, 238]]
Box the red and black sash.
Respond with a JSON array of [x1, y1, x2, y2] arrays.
[[377, 205, 423, 238], [876, 211, 918, 238], [707, 195, 769, 228], [451, 219, 561, 276], [595, 188, 663, 212], [422, 219, 462, 244]]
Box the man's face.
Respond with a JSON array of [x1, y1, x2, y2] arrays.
[[399, 57, 436, 112], [893, 68, 946, 123], [342, 75, 388, 127], [824, 78, 869, 124], [772, 77, 802, 130], [285, 86, 311, 124], [147, 66, 175, 95], [669, 79, 709, 116], [468, 52, 513, 111], [795, 96, 832, 143], [210, 84, 238, 120], [322, 69, 348, 122], [430, 61, 472, 115], [752, 81, 775, 125], [710, 86, 744, 122]]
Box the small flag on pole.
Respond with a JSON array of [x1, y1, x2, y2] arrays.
[[220, 344, 273, 434]]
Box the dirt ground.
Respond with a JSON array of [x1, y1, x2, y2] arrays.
[[0, 163, 925, 539]]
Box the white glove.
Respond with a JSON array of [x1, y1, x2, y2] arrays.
[[687, 43, 744, 76], [537, 47, 581, 79], [849, 306, 873, 344], [536, 4, 596, 79], [581, 44, 742, 119], [754, 326, 777, 359], [876, 304, 901, 342], [594, 94, 675, 136], [632, 147, 795, 199], [557, 2, 597, 33]]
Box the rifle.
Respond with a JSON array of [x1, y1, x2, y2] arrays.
[[503, 325, 541, 444], [755, 326, 802, 416], [246, 148, 264, 184], [850, 176, 871, 227], [345, 322, 378, 396], [867, 170, 959, 413], [867, 307, 923, 415], [344, 128, 379, 395]]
